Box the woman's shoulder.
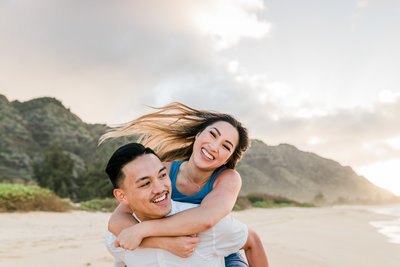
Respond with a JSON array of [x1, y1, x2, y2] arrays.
[[213, 168, 241, 187], [219, 168, 240, 177]]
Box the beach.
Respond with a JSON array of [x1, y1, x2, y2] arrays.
[[1, 205, 399, 267]]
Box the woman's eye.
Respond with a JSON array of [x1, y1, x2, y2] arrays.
[[210, 131, 216, 137], [223, 145, 231, 151]]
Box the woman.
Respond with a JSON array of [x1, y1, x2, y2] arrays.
[[101, 102, 268, 266]]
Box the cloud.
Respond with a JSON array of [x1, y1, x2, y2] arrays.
[[357, 1, 369, 8], [0, 0, 270, 123], [249, 96, 400, 168], [191, 0, 271, 50]]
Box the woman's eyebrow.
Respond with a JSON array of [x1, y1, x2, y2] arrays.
[[225, 140, 234, 148], [211, 127, 234, 147], [211, 127, 221, 136]]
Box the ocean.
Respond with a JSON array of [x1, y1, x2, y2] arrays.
[[368, 203, 400, 245]]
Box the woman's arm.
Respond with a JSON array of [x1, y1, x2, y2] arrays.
[[108, 203, 137, 235], [109, 203, 201, 256], [141, 235, 201, 258], [116, 169, 242, 250], [242, 228, 269, 267]]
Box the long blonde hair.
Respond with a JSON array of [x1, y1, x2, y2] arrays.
[[100, 102, 249, 169]]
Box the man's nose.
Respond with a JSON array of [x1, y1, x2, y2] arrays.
[[152, 180, 165, 193]]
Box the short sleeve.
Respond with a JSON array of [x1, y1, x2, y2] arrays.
[[212, 215, 248, 256]]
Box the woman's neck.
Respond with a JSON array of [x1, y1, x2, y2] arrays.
[[183, 158, 214, 185]]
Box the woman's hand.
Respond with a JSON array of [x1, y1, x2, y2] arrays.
[[163, 235, 201, 258], [115, 224, 145, 250]]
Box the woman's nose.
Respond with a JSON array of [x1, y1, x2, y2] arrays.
[[209, 141, 218, 152]]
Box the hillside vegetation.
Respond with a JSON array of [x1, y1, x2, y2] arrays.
[[0, 183, 69, 212]]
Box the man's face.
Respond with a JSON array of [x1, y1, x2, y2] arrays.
[[115, 153, 172, 221]]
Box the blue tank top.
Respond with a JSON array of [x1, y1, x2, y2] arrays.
[[170, 161, 226, 204]]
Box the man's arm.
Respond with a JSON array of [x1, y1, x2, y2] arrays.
[[242, 228, 269, 267]]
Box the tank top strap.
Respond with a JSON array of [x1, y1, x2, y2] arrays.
[[205, 165, 227, 192], [170, 160, 185, 187]]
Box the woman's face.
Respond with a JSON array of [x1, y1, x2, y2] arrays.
[[191, 120, 239, 170]]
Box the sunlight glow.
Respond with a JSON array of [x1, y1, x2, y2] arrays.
[[379, 90, 400, 103], [356, 159, 400, 196], [191, 0, 271, 50], [307, 136, 325, 146], [385, 136, 400, 150]]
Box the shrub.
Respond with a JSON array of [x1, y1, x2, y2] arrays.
[[32, 143, 75, 199], [252, 201, 273, 208], [241, 192, 313, 209], [233, 196, 252, 211], [0, 183, 69, 212], [78, 198, 119, 212], [247, 193, 301, 205]]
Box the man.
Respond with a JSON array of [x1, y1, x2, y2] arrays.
[[105, 143, 268, 267]]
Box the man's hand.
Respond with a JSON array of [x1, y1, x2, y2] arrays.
[[163, 235, 201, 258], [115, 224, 144, 250]]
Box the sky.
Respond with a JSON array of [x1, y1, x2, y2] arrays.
[[1, 0, 400, 195]]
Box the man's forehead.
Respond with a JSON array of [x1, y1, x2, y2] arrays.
[[122, 154, 163, 179]]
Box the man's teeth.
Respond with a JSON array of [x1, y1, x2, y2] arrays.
[[153, 194, 166, 203], [201, 148, 214, 160]]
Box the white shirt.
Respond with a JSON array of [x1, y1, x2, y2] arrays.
[[105, 201, 248, 267]]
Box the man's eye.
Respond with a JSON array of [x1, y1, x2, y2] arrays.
[[160, 173, 167, 179], [140, 182, 150, 187]]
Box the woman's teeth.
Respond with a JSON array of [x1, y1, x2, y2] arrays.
[[153, 194, 166, 203], [201, 148, 214, 160]]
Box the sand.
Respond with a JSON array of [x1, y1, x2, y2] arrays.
[[1, 206, 399, 267]]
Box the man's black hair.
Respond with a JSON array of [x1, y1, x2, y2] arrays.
[[105, 143, 158, 188]]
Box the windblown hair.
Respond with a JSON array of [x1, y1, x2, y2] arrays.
[[99, 102, 249, 169]]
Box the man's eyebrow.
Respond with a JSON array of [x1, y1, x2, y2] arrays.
[[211, 127, 234, 147], [135, 176, 150, 183], [136, 166, 166, 183], [159, 166, 166, 173]]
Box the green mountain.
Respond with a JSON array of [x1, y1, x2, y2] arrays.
[[0, 94, 396, 204], [237, 140, 396, 203], [0, 95, 117, 180]]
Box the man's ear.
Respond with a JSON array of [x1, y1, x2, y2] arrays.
[[113, 188, 128, 205]]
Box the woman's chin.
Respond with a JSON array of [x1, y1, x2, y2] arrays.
[[193, 155, 219, 171]]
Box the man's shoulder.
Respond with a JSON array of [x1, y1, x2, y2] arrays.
[[168, 200, 199, 216]]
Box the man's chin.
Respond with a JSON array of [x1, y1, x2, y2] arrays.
[[147, 208, 172, 220], [151, 202, 172, 217]]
